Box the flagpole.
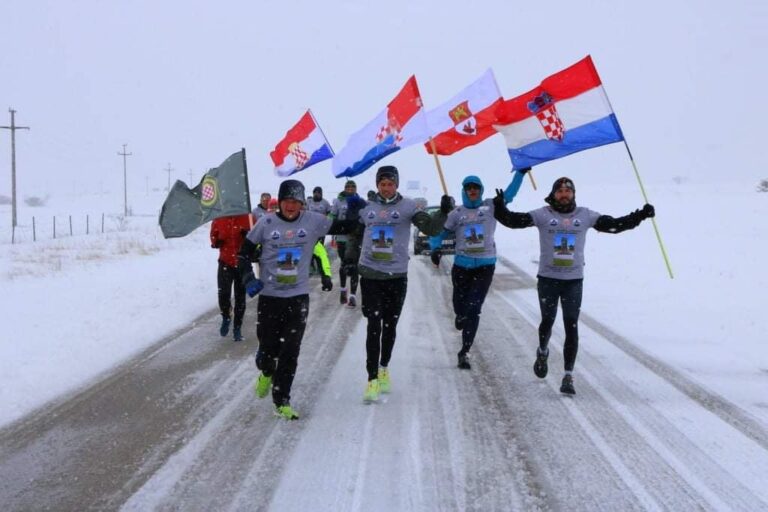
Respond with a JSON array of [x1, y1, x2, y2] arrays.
[[527, 171, 538, 190], [241, 147, 254, 229], [601, 90, 673, 279], [428, 137, 449, 195], [308, 109, 335, 156]]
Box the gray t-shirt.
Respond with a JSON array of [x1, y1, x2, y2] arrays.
[[252, 205, 269, 222], [529, 206, 601, 280], [445, 198, 498, 259], [330, 196, 351, 242], [246, 211, 332, 297], [358, 196, 420, 275], [307, 198, 331, 215]]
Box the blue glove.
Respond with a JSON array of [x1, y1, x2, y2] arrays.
[[346, 193, 365, 210], [245, 278, 264, 298], [516, 167, 532, 175]]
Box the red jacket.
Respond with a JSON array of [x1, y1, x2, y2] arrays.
[[210, 214, 252, 267]]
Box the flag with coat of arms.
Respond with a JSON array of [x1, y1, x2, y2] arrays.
[[271, 110, 334, 177], [424, 68, 503, 155], [493, 55, 624, 170], [332, 76, 430, 178]]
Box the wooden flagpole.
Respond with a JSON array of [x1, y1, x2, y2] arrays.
[[428, 137, 449, 195]]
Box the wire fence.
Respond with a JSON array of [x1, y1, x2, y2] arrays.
[[6, 214, 140, 244]]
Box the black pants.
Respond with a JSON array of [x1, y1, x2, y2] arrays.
[[452, 264, 495, 355], [218, 261, 246, 327], [255, 294, 309, 406], [336, 241, 358, 294], [537, 276, 583, 371], [360, 277, 407, 380]]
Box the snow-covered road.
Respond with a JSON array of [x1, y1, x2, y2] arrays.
[[1, 257, 766, 511]]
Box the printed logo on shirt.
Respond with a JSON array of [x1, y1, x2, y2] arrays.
[[367, 211, 376, 219], [549, 218, 559, 226], [369, 225, 395, 261], [552, 232, 575, 267], [285, 230, 295, 239], [573, 218, 582, 227], [391, 210, 400, 219], [297, 228, 307, 238], [463, 223, 486, 253], [477, 210, 485, 218], [276, 246, 302, 284], [270, 230, 281, 240]]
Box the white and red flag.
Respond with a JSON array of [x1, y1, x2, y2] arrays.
[[425, 69, 503, 155]]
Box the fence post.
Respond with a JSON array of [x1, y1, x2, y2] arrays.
[[53, 216, 56, 239], [69, 215, 73, 236], [33, 216, 36, 242], [86, 214, 89, 235], [11, 225, 15, 244]]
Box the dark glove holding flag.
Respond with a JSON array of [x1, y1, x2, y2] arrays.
[[321, 275, 333, 291], [641, 203, 655, 219], [440, 195, 455, 214]]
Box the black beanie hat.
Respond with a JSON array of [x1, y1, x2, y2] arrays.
[[278, 179, 306, 204], [313, 186, 322, 194], [344, 180, 357, 188], [545, 177, 576, 212], [376, 165, 399, 186]]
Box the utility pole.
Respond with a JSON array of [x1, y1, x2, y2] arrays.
[[1, 108, 31, 228], [164, 163, 174, 191], [117, 144, 132, 217]]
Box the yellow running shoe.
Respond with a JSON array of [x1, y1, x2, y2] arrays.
[[254, 373, 272, 399], [378, 367, 390, 393], [363, 379, 380, 403], [275, 404, 299, 420]]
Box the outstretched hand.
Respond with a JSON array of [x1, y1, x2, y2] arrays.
[[440, 195, 455, 214], [321, 274, 333, 291]]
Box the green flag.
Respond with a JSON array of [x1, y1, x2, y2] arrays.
[[159, 149, 251, 238]]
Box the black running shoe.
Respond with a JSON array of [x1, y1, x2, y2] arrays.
[[533, 348, 549, 378], [457, 352, 471, 370], [560, 374, 575, 395], [454, 315, 467, 331]]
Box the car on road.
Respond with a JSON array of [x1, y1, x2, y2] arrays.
[[412, 205, 455, 255]]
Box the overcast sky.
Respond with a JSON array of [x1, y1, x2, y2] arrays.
[[1, 0, 766, 207]]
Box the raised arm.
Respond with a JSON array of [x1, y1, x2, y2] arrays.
[[413, 194, 452, 236], [493, 189, 534, 228], [593, 204, 655, 234]]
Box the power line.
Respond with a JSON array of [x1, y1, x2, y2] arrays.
[[117, 144, 132, 217], [164, 163, 174, 191], [1, 108, 31, 228]]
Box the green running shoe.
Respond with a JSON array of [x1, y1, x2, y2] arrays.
[[254, 373, 272, 399], [363, 379, 380, 403], [378, 367, 390, 393], [275, 404, 299, 420]]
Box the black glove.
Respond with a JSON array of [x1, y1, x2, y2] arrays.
[[321, 274, 333, 291], [430, 248, 442, 267], [517, 167, 532, 174], [493, 188, 505, 210], [642, 203, 655, 219], [212, 240, 223, 248], [440, 195, 454, 214]]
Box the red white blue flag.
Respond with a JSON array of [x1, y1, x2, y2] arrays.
[[332, 76, 429, 178], [493, 56, 624, 170], [271, 110, 334, 177]]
